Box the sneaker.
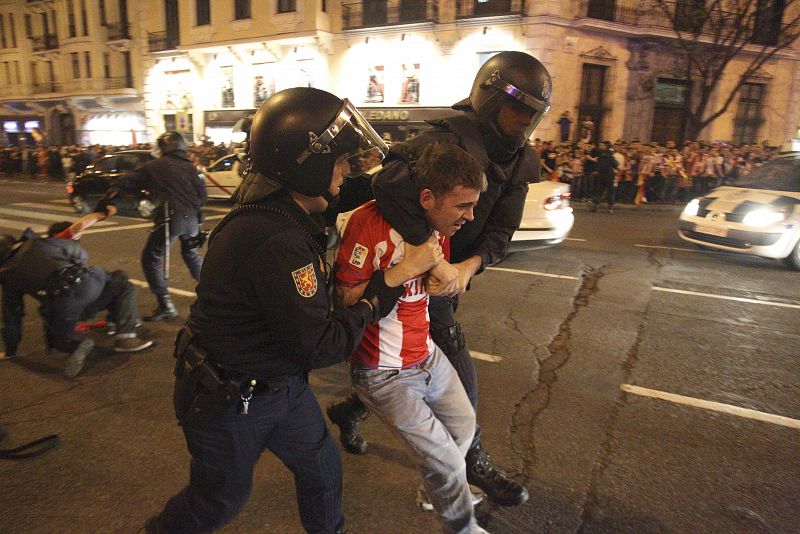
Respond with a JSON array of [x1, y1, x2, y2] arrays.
[[466, 444, 529, 507], [107, 319, 143, 336], [114, 335, 154, 353], [63, 338, 95, 378], [416, 485, 485, 512]]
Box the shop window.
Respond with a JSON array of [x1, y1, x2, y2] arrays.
[[235, 0, 251, 19], [733, 83, 766, 145], [197, 0, 211, 25], [278, 0, 296, 13]]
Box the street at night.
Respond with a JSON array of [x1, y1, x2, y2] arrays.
[[1, 179, 797, 533]]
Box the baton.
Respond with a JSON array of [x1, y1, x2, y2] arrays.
[[164, 201, 170, 281]]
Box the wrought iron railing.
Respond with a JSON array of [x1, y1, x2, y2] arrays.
[[148, 31, 177, 52], [106, 22, 130, 40], [342, 0, 437, 30], [104, 76, 134, 89], [578, 0, 767, 39], [31, 81, 62, 94], [31, 34, 58, 51], [456, 0, 524, 19]]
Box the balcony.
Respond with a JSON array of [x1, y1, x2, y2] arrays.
[[148, 31, 178, 53], [342, 0, 437, 30], [103, 76, 134, 90], [31, 81, 62, 94], [577, 0, 766, 40], [31, 34, 59, 52], [456, 0, 524, 19], [106, 22, 131, 41]]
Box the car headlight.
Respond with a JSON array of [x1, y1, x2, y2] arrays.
[[742, 208, 786, 227], [682, 198, 700, 217]]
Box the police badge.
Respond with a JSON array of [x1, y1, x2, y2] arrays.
[[291, 263, 318, 298]]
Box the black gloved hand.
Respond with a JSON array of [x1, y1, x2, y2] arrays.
[[93, 195, 117, 216], [361, 271, 404, 322]]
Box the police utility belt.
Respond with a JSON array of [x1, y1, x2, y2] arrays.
[[172, 326, 288, 428], [40, 265, 89, 299]]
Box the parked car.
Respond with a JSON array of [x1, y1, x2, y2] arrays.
[[677, 153, 800, 270], [509, 181, 574, 251], [67, 150, 156, 218], [201, 153, 243, 200]]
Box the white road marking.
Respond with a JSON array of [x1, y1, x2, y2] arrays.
[[129, 278, 197, 298], [565, 237, 587, 242], [50, 199, 71, 204], [487, 267, 580, 280], [652, 286, 800, 310], [79, 214, 226, 235], [0, 218, 47, 232], [621, 384, 800, 430], [635, 244, 720, 254], [0, 206, 116, 224], [13, 202, 84, 213], [470, 351, 504, 363]]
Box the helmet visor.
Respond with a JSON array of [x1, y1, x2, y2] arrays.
[[485, 69, 550, 140], [296, 99, 389, 178]]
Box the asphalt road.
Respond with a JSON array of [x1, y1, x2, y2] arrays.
[[1, 178, 798, 534]]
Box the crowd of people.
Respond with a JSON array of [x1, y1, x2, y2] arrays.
[[0, 140, 233, 181], [532, 138, 782, 206]]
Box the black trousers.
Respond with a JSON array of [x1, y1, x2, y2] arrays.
[[142, 214, 203, 297]]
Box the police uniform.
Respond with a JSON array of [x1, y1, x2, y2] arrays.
[[150, 87, 394, 534], [109, 145, 207, 315]]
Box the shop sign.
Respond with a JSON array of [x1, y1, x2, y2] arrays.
[[365, 109, 411, 121]]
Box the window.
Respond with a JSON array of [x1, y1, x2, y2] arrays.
[[123, 51, 132, 87], [3, 62, 9, 85], [278, 0, 296, 13], [14, 61, 20, 84], [0, 15, 6, 49], [235, 0, 251, 19], [104, 52, 111, 78], [68, 0, 77, 37], [71, 52, 80, 78], [586, 0, 616, 21], [322, 0, 327, 12], [752, 0, 785, 46], [674, 0, 705, 33], [30, 61, 37, 85], [100, 0, 107, 26], [80, 0, 88, 36], [84, 51, 91, 78], [24, 15, 31, 38], [733, 82, 766, 145], [197, 0, 211, 25], [577, 63, 607, 144], [9, 14, 16, 47]]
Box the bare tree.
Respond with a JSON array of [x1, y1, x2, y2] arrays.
[[652, 0, 800, 140]]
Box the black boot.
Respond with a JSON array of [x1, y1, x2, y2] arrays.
[[144, 295, 178, 321], [326, 394, 370, 455], [466, 442, 529, 506]]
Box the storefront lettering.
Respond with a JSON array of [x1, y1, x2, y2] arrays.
[[366, 110, 410, 121]]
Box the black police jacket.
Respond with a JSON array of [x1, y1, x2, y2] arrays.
[[371, 113, 539, 269], [110, 151, 207, 218], [0, 229, 88, 356], [187, 190, 373, 378]]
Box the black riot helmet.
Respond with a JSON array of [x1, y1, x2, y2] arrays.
[[249, 87, 388, 198], [453, 51, 552, 151], [155, 130, 188, 156]]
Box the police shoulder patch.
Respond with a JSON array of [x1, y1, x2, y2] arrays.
[[291, 263, 318, 298], [348, 243, 369, 269]]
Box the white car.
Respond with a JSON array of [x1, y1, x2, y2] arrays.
[[510, 181, 574, 251], [202, 154, 242, 200], [677, 153, 800, 270]]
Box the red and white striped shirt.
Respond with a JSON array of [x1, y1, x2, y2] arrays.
[[336, 201, 448, 369]]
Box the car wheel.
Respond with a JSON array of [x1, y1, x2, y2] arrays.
[[782, 239, 800, 271], [138, 198, 156, 219], [71, 195, 91, 214]]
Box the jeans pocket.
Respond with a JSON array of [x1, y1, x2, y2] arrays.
[[351, 368, 401, 393]]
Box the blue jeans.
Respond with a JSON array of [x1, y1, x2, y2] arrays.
[[157, 374, 343, 534], [351, 347, 478, 534]]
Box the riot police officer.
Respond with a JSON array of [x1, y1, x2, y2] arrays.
[[327, 51, 552, 508], [146, 88, 404, 534], [101, 131, 207, 321]]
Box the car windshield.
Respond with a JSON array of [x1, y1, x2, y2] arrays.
[[733, 158, 800, 192], [93, 157, 119, 173]]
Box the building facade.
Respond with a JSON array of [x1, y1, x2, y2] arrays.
[[1, 0, 798, 147]]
